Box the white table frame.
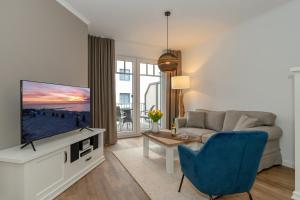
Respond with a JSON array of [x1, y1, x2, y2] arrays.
[[143, 136, 201, 174]]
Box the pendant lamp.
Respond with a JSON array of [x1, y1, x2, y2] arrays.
[[157, 11, 179, 72]]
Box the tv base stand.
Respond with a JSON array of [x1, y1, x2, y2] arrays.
[[20, 141, 36, 151], [80, 127, 94, 132]]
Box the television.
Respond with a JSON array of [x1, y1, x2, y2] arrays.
[[21, 80, 91, 144]]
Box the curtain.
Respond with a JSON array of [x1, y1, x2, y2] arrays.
[[88, 35, 117, 145], [165, 50, 182, 129]]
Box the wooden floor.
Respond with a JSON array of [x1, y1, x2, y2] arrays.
[[56, 137, 294, 200]]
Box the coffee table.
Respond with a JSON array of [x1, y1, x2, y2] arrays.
[[142, 130, 202, 174]]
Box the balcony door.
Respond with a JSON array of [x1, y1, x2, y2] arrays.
[[139, 61, 162, 131], [115, 56, 165, 138]]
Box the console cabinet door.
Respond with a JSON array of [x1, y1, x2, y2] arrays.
[[24, 148, 66, 200]]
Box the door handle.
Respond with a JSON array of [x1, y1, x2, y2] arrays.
[[64, 151, 68, 163]]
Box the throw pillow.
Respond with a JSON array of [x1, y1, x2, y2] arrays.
[[197, 109, 226, 131], [233, 115, 260, 131], [186, 111, 205, 128]]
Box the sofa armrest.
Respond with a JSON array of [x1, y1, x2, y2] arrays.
[[244, 126, 282, 140], [175, 118, 187, 128]]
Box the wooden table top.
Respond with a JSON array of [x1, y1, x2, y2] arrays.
[[142, 130, 201, 147]]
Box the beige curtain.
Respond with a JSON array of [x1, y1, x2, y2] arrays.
[[88, 35, 117, 145], [165, 50, 182, 129]]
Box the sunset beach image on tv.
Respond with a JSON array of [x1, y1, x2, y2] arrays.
[[21, 80, 91, 144]]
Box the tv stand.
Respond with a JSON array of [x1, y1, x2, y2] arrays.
[[80, 127, 94, 132], [0, 128, 105, 200], [20, 141, 36, 151]]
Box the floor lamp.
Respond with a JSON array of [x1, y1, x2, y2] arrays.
[[171, 76, 190, 117]]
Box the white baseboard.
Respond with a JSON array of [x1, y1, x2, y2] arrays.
[[292, 191, 300, 200], [283, 160, 295, 169]]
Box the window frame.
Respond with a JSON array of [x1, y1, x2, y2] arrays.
[[119, 68, 130, 81], [119, 93, 131, 104]]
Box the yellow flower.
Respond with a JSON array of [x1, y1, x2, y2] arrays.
[[148, 109, 163, 122]]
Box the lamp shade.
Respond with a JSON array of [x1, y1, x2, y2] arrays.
[[158, 52, 179, 72], [171, 76, 190, 89]]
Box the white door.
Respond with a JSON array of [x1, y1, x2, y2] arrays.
[[116, 57, 165, 138], [116, 57, 137, 137], [138, 59, 165, 131]]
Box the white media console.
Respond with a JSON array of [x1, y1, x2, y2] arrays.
[[0, 128, 105, 200]]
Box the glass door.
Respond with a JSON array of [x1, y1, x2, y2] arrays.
[[116, 57, 165, 138], [138, 61, 162, 131], [115, 57, 136, 137]]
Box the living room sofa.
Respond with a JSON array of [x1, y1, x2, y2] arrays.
[[175, 109, 283, 172]]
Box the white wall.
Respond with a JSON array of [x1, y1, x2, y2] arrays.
[[0, 0, 88, 149], [182, 0, 300, 167]]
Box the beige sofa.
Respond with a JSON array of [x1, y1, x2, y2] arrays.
[[175, 109, 283, 172]]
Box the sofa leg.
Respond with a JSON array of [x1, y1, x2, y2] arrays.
[[248, 191, 253, 200], [178, 174, 184, 192]]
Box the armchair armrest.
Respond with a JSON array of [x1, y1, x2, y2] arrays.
[[244, 126, 282, 140], [175, 118, 187, 128]]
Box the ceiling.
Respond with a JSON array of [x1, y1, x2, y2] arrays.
[[64, 0, 290, 49]]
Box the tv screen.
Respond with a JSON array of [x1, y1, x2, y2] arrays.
[[21, 80, 91, 144]]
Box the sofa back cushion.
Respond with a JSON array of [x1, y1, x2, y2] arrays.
[[223, 110, 276, 131], [186, 111, 205, 128], [196, 109, 226, 131]]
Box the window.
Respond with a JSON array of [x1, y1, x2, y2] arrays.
[[119, 93, 130, 104], [117, 60, 132, 81], [140, 63, 160, 76], [119, 69, 130, 81]]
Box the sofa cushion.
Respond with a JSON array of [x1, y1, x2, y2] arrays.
[[177, 128, 216, 139], [223, 110, 276, 131], [186, 111, 205, 128], [233, 115, 260, 131], [175, 118, 187, 128], [196, 109, 226, 131]]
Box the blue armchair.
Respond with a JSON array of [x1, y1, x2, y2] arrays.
[[178, 131, 268, 200]]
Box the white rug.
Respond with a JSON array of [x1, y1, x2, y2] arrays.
[[113, 147, 208, 200]]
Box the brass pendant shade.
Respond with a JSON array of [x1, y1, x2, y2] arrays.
[[158, 11, 178, 72]]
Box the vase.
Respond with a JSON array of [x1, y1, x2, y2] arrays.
[[151, 122, 160, 133]]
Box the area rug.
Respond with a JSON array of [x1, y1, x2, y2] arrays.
[[113, 147, 208, 200]]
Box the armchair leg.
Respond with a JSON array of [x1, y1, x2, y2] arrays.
[[247, 191, 253, 200], [178, 174, 184, 192]]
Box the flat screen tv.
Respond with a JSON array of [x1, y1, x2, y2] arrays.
[[21, 80, 91, 144]]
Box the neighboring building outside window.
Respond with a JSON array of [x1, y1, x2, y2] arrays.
[[119, 69, 130, 81], [119, 93, 130, 104]]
